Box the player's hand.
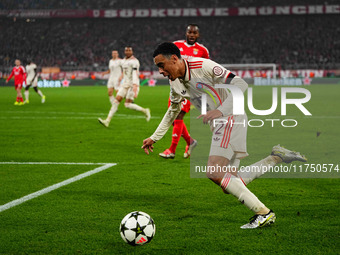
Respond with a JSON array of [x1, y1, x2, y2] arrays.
[[142, 138, 155, 155], [197, 109, 223, 124], [5, 80, 8, 84]]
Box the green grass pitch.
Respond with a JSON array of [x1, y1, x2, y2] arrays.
[[0, 84, 339, 254]]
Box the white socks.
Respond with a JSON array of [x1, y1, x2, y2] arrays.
[[107, 100, 119, 121], [238, 156, 277, 185], [25, 89, 44, 100], [124, 103, 146, 113], [109, 95, 115, 105], [106, 101, 146, 122], [24, 90, 29, 101], [221, 173, 267, 213]]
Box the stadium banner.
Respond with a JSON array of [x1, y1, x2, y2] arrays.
[[34, 69, 339, 80], [0, 5, 339, 18], [1, 69, 338, 81]]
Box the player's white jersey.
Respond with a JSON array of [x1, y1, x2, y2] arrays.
[[108, 58, 122, 81], [150, 57, 248, 142], [121, 56, 140, 87], [26, 63, 37, 81], [169, 57, 245, 114]]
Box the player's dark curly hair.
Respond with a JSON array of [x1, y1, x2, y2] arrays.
[[153, 42, 181, 59]]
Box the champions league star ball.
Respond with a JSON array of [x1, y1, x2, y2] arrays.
[[119, 211, 156, 246]]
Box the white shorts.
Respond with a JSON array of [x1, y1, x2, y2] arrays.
[[117, 85, 139, 101], [27, 76, 38, 87], [107, 78, 120, 90], [209, 114, 248, 160]]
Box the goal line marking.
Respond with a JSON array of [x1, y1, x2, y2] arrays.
[[0, 162, 117, 213], [0, 162, 112, 165]]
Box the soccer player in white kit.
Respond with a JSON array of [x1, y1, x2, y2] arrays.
[[102, 50, 122, 104], [142, 42, 307, 229], [98, 47, 151, 127], [24, 60, 45, 104]]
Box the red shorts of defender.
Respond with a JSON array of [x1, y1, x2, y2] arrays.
[[14, 83, 23, 90], [168, 97, 191, 113]]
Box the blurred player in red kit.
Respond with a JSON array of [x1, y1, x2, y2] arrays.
[[6, 59, 26, 105], [159, 24, 210, 159]]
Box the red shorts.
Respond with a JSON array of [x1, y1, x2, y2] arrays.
[[15, 83, 23, 90], [168, 97, 191, 113]]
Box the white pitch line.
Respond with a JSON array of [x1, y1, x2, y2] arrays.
[[0, 162, 112, 165], [1, 110, 161, 118], [2, 110, 107, 115], [0, 115, 160, 120], [0, 163, 116, 213]]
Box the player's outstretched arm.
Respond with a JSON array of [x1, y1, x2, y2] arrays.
[[141, 138, 155, 155], [6, 70, 14, 83], [141, 101, 181, 155]]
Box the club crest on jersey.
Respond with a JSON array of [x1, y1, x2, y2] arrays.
[[213, 66, 223, 76], [196, 82, 204, 90], [193, 48, 198, 55]]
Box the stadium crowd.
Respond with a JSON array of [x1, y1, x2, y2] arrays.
[[1, 0, 337, 9], [1, 14, 339, 71]]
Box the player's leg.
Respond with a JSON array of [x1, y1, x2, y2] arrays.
[[208, 115, 275, 228], [160, 99, 196, 159], [16, 85, 24, 105], [14, 85, 20, 105], [108, 79, 120, 104], [207, 155, 269, 214], [159, 111, 185, 158], [179, 100, 197, 158], [124, 87, 151, 121], [207, 154, 275, 229], [24, 84, 31, 104], [108, 87, 115, 105], [98, 93, 123, 127], [33, 79, 45, 103], [238, 145, 307, 185], [113, 79, 120, 98], [207, 144, 269, 216], [182, 121, 197, 158]]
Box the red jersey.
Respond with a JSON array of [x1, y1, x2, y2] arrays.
[[174, 40, 210, 60], [7, 66, 26, 85]]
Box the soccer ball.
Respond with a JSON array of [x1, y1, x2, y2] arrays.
[[119, 211, 156, 246]]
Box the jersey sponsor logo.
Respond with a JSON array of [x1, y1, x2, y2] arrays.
[[213, 66, 223, 76]]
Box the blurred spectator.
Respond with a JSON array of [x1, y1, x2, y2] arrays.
[[0, 0, 338, 9], [0, 14, 339, 71]]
